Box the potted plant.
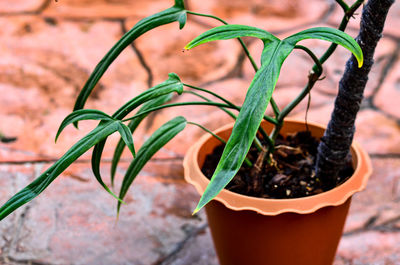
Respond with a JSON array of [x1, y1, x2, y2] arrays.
[[0, 0, 394, 264]]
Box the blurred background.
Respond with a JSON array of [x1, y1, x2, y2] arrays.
[[0, 0, 399, 264]]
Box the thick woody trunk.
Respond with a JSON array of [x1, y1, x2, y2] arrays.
[[315, 0, 395, 186]]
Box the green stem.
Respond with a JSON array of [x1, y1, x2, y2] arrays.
[[316, 0, 364, 69], [183, 90, 238, 120], [335, 0, 349, 12], [122, 102, 234, 122], [270, 99, 280, 117], [184, 83, 239, 110], [184, 84, 278, 125], [294, 45, 323, 75], [187, 121, 226, 144], [277, 0, 363, 124], [186, 11, 227, 25], [278, 80, 318, 124], [187, 121, 253, 167], [186, 10, 280, 117], [183, 89, 273, 148], [268, 121, 283, 149], [275, 46, 322, 125]]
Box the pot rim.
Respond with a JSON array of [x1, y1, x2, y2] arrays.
[[183, 118, 372, 215]]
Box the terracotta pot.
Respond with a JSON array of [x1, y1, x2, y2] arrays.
[[183, 118, 372, 265]]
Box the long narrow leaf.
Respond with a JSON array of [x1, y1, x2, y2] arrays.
[[0, 120, 121, 221], [112, 73, 183, 120], [91, 140, 124, 203], [117, 116, 187, 214], [284, 27, 363, 67], [73, 0, 186, 115], [91, 73, 181, 192], [110, 94, 173, 185], [56, 109, 113, 141], [117, 122, 136, 157], [185, 24, 278, 50], [194, 41, 295, 213]]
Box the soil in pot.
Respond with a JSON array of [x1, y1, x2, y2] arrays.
[[201, 130, 354, 199]]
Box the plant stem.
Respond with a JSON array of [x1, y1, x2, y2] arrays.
[[295, 45, 323, 75], [186, 10, 281, 117], [184, 83, 239, 110], [183, 86, 273, 149], [187, 121, 253, 167], [275, 0, 364, 128], [335, 0, 350, 12], [274, 46, 322, 133], [183, 90, 238, 120], [316, 0, 364, 69], [278, 80, 318, 125], [184, 83, 278, 125], [122, 102, 235, 122], [187, 121, 226, 144]]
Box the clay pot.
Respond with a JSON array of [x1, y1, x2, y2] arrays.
[[183, 119, 372, 265]]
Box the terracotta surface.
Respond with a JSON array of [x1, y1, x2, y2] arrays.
[[206, 199, 351, 265], [184, 119, 371, 265], [0, 0, 399, 264]]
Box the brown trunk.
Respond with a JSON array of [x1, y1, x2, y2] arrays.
[[315, 0, 395, 185]]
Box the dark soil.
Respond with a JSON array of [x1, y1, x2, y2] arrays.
[[201, 131, 354, 199]]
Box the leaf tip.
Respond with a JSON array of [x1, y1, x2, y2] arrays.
[[358, 58, 364, 68], [73, 121, 79, 129], [54, 128, 64, 143], [116, 211, 120, 223], [192, 207, 200, 215], [192, 201, 204, 215]]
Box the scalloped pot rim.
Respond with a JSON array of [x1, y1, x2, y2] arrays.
[[183, 118, 372, 216]]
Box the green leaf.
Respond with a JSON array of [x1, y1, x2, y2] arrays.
[[73, 2, 186, 116], [55, 109, 113, 142], [194, 40, 295, 213], [90, 139, 124, 204], [0, 120, 122, 221], [91, 74, 181, 193], [117, 116, 187, 214], [112, 73, 183, 120], [185, 24, 279, 50], [110, 94, 173, 185], [117, 122, 136, 158], [90, 74, 181, 200], [284, 27, 363, 67]]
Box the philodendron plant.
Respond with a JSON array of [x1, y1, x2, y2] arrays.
[[0, 0, 365, 220]]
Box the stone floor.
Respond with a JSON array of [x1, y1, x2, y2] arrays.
[[0, 0, 399, 264]]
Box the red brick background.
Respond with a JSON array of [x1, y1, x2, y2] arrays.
[[0, 0, 399, 264]]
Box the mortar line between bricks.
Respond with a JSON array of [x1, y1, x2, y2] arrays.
[[4, 256, 56, 265], [200, 51, 247, 87], [365, 40, 400, 108], [1, 204, 34, 264], [0, 157, 183, 165], [1, 153, 399, 165], [369, 153, 400, 158], [0, 12, 142, 23], [0, 0, 51, 16], [154, 223, 209, 265], [119, 19, 154, 88], [344, 214, 400, 236], [35, 0, 52, 14]]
